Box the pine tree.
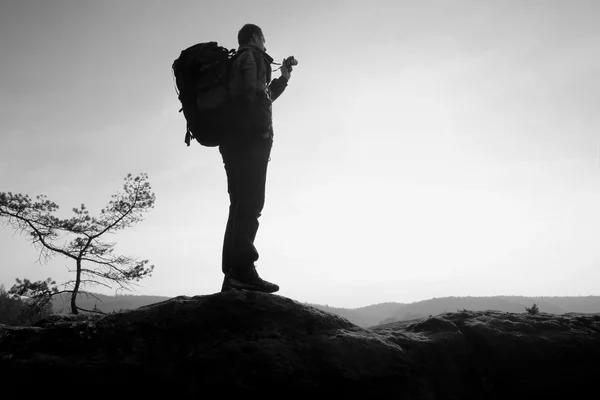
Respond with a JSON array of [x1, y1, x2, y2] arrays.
[[525, 303, 540, 315], [0, 173, 155, 314]]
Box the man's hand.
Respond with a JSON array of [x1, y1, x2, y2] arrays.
[[281, 56, 297, 81], [281, 58, 291, 80]]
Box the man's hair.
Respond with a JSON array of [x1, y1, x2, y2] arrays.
[[238, 24, 263, 45]]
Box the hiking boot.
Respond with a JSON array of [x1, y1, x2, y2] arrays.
[[224, 267, 279, 293]]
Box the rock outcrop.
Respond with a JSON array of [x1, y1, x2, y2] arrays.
[[1, 291, 599, 398]]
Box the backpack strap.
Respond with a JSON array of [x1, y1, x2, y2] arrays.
[[184, 124, 192, 146]]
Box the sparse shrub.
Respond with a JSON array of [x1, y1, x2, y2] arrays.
[[0, 284, 53, 326], [525, 303, 540, 315]]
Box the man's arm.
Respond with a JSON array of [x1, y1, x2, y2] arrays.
[[237, 51, 258, 103], [269, 59, 292, 102], [269, 77, 288, 102]]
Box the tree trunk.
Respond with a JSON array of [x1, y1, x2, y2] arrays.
[[71, 258, 82, 314]]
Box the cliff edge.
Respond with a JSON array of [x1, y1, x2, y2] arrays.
[[1, 290, 599, 398]]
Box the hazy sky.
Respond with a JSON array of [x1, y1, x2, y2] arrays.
[[1, 0, 599, 308]]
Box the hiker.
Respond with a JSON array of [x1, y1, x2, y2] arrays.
[[220, 24, 294, 293]]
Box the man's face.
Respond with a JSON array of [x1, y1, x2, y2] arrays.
[[253, 33, 266, 51]]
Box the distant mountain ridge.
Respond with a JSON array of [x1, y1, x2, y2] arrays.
[[376, 295, 600, 326], [51, 293, 600, 327], [51, 293, 171, 314], [306, 302, 406, 327]]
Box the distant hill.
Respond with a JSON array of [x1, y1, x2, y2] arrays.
[[51, 293, 600, 328], [382, 296, 600, 326], [52, 293, 171, 314], [307, 302, 406, 327]]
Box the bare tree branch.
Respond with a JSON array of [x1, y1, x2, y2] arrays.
[[76, 306, 106, 315], [78, 279, 114, 290], [1, 210, 78, 261]]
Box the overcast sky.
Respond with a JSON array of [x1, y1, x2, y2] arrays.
[[1, 0, 599, 308]]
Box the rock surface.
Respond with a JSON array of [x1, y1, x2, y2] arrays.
[[1, 291, 599, 398]]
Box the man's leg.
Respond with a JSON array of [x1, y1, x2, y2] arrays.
[[219, 137, 278, 292]]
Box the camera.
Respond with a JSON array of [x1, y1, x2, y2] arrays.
[[283, 56, 298, 71]]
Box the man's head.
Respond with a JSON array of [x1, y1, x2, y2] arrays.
[[238, 23, 266, 51]]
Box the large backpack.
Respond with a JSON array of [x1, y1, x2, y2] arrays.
[[172, 42, 242, 147]]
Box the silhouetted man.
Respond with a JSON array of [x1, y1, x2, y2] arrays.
[[220, 24, 293, 293]]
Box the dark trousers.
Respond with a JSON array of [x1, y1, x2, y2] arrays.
[[219, 136, 273, 274]]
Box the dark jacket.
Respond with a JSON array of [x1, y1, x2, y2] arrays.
[[226, 45, 288, 142]]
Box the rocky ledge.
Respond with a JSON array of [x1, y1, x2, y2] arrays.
[[1, 291, 599, 398]]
